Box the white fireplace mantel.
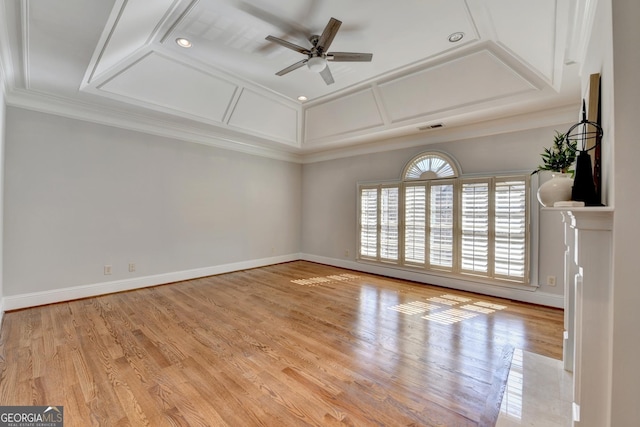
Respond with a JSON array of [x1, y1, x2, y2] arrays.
[[549, 207, 614, 427]]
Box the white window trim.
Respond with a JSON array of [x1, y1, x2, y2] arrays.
[[357, 152, 533, 288]]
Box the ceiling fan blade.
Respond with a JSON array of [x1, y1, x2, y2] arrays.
[[327, 52, 373, 62], [275, 59, 308, 76], [239, 2, 309, 39], [316, 17, 341, 52], [319, 65, 335, 85], [265, 35, 311, 55]]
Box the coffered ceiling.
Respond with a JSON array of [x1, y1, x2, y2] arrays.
[[0, 0, 585, 159]]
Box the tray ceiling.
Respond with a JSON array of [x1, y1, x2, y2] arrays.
[[0, 0, 583, 158]]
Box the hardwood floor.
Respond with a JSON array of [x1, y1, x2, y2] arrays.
[[0, 261, 563, 426]]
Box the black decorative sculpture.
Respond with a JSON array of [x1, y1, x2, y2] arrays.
[[565, 100, 604, 206]]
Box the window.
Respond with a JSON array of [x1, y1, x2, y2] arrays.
[[461, 180, 490, 274], [430, 182, 454, 269], [358, 152, 530, 285], [358, 185, 399, 262], [359, 188, 378, 258], [403, 152, 457, 180], [494, 179, 527, 279], [404, 184, 426, 264], [380, 187, 399, 261]]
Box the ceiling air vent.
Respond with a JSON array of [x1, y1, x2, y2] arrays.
[[418, 123, 445, 131]]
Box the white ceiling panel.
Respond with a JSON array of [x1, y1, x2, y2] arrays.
[[378, 49, 537, 124], [99, 52, 238, 123], [163, 0, 480, 101], [88, 0, 181, 82], [304, 88, 384, 143], [487, 0, 559, 84], [25, 0, 115, 94], [228, 89, 299, 145]]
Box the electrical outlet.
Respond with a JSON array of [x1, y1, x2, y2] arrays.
[[344, 249, 350, 258], [547, 275, 557, 286], [104, 265, 112, 275], [128, 263, 136, 272]]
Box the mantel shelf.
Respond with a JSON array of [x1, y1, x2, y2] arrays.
[[544, 207, 614, 231]]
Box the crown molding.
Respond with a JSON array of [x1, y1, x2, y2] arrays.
[[5, 85, 580, 166], [0, 1, 17, 94], [301, 103, 579, 164], [5, 87, 303, 163]]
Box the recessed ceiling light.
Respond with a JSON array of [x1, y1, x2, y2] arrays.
[[176, 38, 192, 48], [448, 32, 464, 43], [297, 95, 308, 102]]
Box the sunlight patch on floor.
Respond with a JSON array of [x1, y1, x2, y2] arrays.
[[460, 304, 496, 314], [439, 294, 472, 302], [291, 273, 361, 286], [474, 301, 508, 310], [388, 301, 441, 315], [422, 308, 479, 324], [427, 296, 460, 306], [388, 294, 508, 325]]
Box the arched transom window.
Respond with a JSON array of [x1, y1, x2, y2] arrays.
[[403, 152, 459, 180]]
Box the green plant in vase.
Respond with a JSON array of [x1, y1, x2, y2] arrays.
[[534, 131, 578, 207], [532, 131, 578, 175]]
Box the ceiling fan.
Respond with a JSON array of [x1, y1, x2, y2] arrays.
[[265, 17, 373, 85]]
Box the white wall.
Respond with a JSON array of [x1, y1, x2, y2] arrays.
[[609, 0, 640, 424], [301, 124, 574, 305], [3, 107, 302, 304], [0, 71, 5, 325], [575, 0, 640, 423]]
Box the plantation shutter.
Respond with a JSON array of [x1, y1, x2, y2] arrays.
[[461, 181, 490, 274], [359, 188, 378, 258], [494, 179, 528, 281], [358, 151, 531, 286], [380, 187, 399, 261], [404, 185, 426, 264], [429, 183, 454, 269]]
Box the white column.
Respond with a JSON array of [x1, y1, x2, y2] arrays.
[[565, 208, 613, 427], [561, 212, 575, 372]]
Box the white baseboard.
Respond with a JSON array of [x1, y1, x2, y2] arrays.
[[3, 254, 300, 311], [301, 254, 565, 308], [2, 252, 563, 311]]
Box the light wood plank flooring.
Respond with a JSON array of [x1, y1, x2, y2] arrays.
[[0, 261, 563, 426]]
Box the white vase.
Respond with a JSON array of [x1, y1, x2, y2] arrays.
[[537, 173, 574, 207]]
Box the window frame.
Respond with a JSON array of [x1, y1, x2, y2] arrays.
[[357, 183, 402, 265], [493, 176, 530, 282], [357, 152, 531, 287]]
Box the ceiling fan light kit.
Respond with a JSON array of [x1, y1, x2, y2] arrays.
[[307, 56, 327, 72], [265, 17, 372, 86]]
